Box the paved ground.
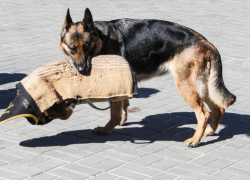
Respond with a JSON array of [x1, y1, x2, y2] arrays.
[[0, 0, 250, 179]]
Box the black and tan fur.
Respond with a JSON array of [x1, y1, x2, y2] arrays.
[[59, 8, 236, 147]]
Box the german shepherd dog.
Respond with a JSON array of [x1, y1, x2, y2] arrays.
[[60, 8, 236, 147]]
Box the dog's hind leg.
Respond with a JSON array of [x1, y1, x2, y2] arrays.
[[184, 101, 211, 147], [120, 99, 129, 126], [171, 47, 211, 147], [204, 101, 225, 136], [93, 100, 123, 135], [175, 77, 211, 147]]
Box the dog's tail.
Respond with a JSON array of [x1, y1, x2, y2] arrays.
[[208, 48, 236, 108]]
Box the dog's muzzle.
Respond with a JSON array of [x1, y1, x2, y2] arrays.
[[69, 55, 91, 75], [78, 64, 89, 74]]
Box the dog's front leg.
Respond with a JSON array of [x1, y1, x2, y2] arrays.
[[93, 100, 123, 135], [46, 100, 75, 122], [120, 99, 129, 126]]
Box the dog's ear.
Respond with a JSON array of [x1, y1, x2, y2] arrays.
[[61, 8, 73, 38], [64, 8, 73, 28], [83, 8, 94, 31]]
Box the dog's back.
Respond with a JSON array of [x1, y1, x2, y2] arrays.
[[95, 19, 204, 77]]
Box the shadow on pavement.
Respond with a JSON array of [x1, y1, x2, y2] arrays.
[[20, 111, 250, 148], [0, 73, 26, 85], [137, 87, 160, 98], [0, 73, 26, 109], [0, 88, 18, 109]]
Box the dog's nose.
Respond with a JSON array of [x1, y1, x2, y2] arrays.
[[78, 65, 88, 74]]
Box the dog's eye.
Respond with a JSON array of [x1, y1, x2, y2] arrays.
[[82, 43, 89, 51], [70, 47, 77, 54]]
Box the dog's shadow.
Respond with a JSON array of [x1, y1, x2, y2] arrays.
[[20, 111, 250, 148], [137, 87, 160, 98], [0, 73, 27, 109], [0, 73, 26, 85]]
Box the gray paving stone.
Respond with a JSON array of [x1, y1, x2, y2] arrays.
[[137, 142, 169, 153], [131, 154, 163, 166], [203, 172, 235, 180], [186, 142, 221, 154], [172, 177, 192, 180], [207, 149, 246, 162], [231, 162, 250, 173], [55, 146, 92, 158], [91, 158, 123, 172], [120, 141, 149, 150], [166, 167, 206, 180], [77, 154, 109, 166], [25, 173, 57, 180], [87, 173, 118, 180], [23, 129, 54, 139], [43, 151, 79, 162], [121, 163, 160, 177], [224, 167, 250, 177], [18, 142, 60, 154], [48, 168, 88, 180], [62, 163, 101, 176], [206, 158, 236, 170], [31, 159, 66, 172], [0, 138, 16, 147], [2, 164, 42, 177], [7, 126, 38, 136], [62, 139, 96, 150], [225, 139, 250, 149], [165, 146, 202, 158], [229, 175, 250, 180], [0, 134, 29, 143], [0, 147, 36, 159], [111, 146, 148, 157], [99, 150, 137, 162], [149, 159, 180, 171], [110, 168, 148, 180], [154, 149, 193, 162], [0, 152, 22, 163], [13, 155, 50, 167], [0, 161, 7, 167], [0, 1, 250, 180], [83, 143, 114, 153], [147, 173, 176, 180], [217, 146, 250, 158], [242, 157, 250, 164], [188, 155, 219, 166], [0, 125, 14, 133], [0, 169, 27, 180], [177, 163, 215, 175]]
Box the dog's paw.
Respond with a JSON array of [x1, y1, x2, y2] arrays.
[[185, 137, 200, 147], [93, 127, 111, 135], [204, 126, 215, 136]]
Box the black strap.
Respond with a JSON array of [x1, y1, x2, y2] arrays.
[[86, 98, 111, 110], [128, 65, 139, 97], [16, 82, 42, 116]]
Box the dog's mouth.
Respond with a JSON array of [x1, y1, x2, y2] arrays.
[[69, 56, 91, 75]]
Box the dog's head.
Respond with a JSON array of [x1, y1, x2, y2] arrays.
[[60, 8, 102, 74]]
